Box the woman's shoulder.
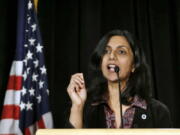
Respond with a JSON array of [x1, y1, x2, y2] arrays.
[[147, 98, 173, 127], [147, 98, 172, 122], [148, 98, 169, 112]]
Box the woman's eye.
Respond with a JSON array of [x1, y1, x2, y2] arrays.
[[104, 49, 111, 54], [118, 50, 126, 54]]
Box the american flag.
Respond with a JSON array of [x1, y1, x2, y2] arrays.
[[0, 0, 53, 134]]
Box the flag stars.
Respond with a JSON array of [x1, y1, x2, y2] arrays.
[[37, 95, 42, 103], [40, 66, 47, 74], [20, 101, 26, 110], [32, 73, 38, 81], [4, 0, 53, 127], [28, 0, 33, 10], [29, 88, 35, 96], [39, 81, 44, 89], [22, 71, 27, 81], [27, 17, 31, 24], [36, 43, 43, 53], [33, 59, 39, 68], [28, 38, 36, 46], [26, 101, 33, 110], [23, 59, 28, 66], [46, 89, 49, 95], [24, 44, 28, 47], [31, 24, 37, 32], [26, 50, 33, 60], [21, 87, 27, 96], [27, 67, 31, 74]]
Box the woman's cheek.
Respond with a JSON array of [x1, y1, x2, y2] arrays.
[[119, 58, 133, 75]]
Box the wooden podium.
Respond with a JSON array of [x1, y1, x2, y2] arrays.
[[36, 129, 180, 135]]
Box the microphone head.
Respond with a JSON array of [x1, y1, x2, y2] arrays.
[[114, 66, 120, 73]]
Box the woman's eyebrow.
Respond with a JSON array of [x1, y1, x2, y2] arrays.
[[116, 45, 129, 49], [106, 45, 129, 49], [106, 45, 111, 48]]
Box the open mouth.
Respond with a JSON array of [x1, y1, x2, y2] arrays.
[[107, 64, 116, 72]]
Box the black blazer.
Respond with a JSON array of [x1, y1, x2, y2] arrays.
[[65, 98, 172, 128]]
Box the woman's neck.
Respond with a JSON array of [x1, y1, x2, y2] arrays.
[[107, 81, 126, 108], [108, 80, 126, 93]]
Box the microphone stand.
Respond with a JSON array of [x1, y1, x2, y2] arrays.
[[115, 67, 124, 128]]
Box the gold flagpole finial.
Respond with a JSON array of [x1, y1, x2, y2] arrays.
[[34, 0, 38, 11]]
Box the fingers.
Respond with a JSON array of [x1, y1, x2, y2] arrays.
[[73, 78, 84, 89], [67, 73, 87, 106], [71, 73, 84, 83], [67, 73, 85, 94], [70, 73, 85, 89]]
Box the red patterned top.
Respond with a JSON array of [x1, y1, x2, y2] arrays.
[[104, 95, 147, 128]]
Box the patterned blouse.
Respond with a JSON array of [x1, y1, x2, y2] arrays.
[[104, 95, 147, 128]]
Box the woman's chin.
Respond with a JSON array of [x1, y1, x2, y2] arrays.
[[103, 73, 119, 82], [107, 77, 119, 83]]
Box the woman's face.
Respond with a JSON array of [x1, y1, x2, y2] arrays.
[[101, 35, 135, 83]]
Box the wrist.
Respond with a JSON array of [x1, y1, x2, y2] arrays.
[[71, 104, 84, 112]]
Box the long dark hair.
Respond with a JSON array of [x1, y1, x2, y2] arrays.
[[87, 29, 152, 105]]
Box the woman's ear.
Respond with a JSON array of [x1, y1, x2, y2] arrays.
[[131, 65, 135, 73]]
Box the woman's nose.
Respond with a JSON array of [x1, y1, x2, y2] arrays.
[[109, 51, 116, 60]]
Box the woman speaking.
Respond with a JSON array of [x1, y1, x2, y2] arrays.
[[66, 30, 172, 128]]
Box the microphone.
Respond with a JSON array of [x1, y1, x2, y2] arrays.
[[114, 66, 120, 73], [114, 66, 124, 128]]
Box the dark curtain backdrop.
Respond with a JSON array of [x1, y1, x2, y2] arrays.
[[0, 0, 180, 128]]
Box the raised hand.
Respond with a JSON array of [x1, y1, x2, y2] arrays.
[[67, 73, 87, 107]]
